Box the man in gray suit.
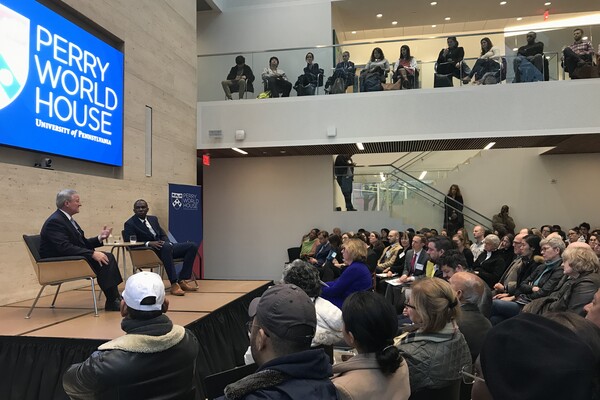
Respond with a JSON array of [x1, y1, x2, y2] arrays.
[[397, 234, 429, 283]]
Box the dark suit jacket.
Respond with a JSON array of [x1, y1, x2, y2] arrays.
[[457, 303, 492, 362], [40, 210, 102, 258], [402, 249, 429, 277], [123, 215, 168, 243], [474, 251, 506, 288]]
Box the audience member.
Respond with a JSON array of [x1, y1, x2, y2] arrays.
[[282, 260, 344, 346], [490, 236, 565, 325], [294, 52, 323, 96], [220, 284, 337, 399], [334, 154, 356, 211], [368, 231, 386, 261], [567, 226, 582, 244], [261, 56, 292, 97], [590, 232, 600, 257], [397, 234, 429, 282], [395, 278, 471, 394], [332, 291, 410, 400], [392, 45, 418, 89], [321, 234, 344, 281], [439, 249, 469, 279], [562, 28, 595, 78], [585, 288, 600, 328], [377, 230, 402, 273], [63, 272, 199, 399], [579, 222, 591, 242], [380, 228, 391, 247], [472, 313, 596, 400], [221, 55, 255, 100], [492, 205, 515, 235], [493, 234, 541, 296], [325, 51, 355, 93], [524, 245, 600, 315], [124, 199, 199, 296], [470, 225, 486, 260], [513, 31, 545, 83], [308, 230, 331, 268], [449, 272, 492, 362], [40, 189, 122, 311], [540, 224, 552, 238], [426, 236, 452, 278], [360, 47, 389, 92], [452, 233, 474, 269], [321, 238, 373, 309], [443, 184, 464, 236], [473, 234, 505, 288], [497, 233, 515, 268], [463, 37, 501, 84], [299, 228, 319, 259], [436, 36, 470, 80]]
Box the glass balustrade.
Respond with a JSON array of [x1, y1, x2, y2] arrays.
[[343, 164, 494, 232], [198, 24, 599, 101]]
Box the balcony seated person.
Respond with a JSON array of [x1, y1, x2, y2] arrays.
[[359, 47, 389, 92], [294, 52, 324, 96], [261, 56, 292, 97], [436, 36, 470, 82], [221, 55, 255, 100], [513, 31, 545, 83], [463, 37, 502, 85], [392, 45, 419, 89], [325, 51, 356, 93], [562, 28, 596, 79]]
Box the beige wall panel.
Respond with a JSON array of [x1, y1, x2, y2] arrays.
[[0, 0, 197, 305]]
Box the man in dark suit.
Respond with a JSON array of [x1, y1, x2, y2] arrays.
[[397, 234, 429, 283], [123, 199, 198, 296], [40, 189, 123, 311]]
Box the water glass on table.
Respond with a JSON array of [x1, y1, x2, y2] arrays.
[[129, 235, 137, 244]]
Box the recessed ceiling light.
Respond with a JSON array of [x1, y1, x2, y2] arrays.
[[356, 143, 365, 151], [516, 17, 523, 20], [500, 1, 507, 4], [544, 2, 551, 5], [351, 31, 356, 34], [512, 47, 518, 51], [392, 21, 398, 25], [432, 24, 437, 28], [484, 142, 496, 150], [431, 1, 437, 5], [419, 171, 427, 180], [232, 147, 248, 155], [445, 17, 451, 21], [376, 13, 383, 18]]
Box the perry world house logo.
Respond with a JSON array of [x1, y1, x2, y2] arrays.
[[0, 3, 29, 110], [171, 192, 183, 210]]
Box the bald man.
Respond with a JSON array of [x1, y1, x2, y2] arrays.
[[449, 272, 492, 362]]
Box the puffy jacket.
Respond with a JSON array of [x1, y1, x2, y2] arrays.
[[395, 322, 471, 393], [63, 316, 199, 399]]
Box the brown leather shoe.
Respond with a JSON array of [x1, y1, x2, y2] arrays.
[[170, 282, 185, 296], [179, 280, 198, 292]]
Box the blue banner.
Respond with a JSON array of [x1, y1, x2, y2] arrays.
[[0, 0, 124, 165], [168, 183, 203, 278]]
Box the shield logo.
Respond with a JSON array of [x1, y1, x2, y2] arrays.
[[0, 3, 29, 110]]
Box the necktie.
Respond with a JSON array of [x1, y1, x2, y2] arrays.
[[70, 219, 82, 235], [410, 253, 417, 274], [143, 219, 157, 238]]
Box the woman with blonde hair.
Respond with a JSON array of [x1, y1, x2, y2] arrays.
[[321, 238, 373, 309], [396, 278, 471, 394], [524, 245, 600, 315]]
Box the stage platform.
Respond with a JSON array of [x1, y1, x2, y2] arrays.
[[0, 279, 272, 400]]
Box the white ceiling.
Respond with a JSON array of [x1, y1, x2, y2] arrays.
[[332, 0, 600, 41]]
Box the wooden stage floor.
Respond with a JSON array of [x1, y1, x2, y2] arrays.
[[0, 279, 272, 339]]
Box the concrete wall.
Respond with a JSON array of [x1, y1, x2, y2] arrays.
[[0, 0, 198, 305]]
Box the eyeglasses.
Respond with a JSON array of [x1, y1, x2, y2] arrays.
[[404, 302, 415, 310], [460, 365, 485, 384], [246, 321, 269, 336]]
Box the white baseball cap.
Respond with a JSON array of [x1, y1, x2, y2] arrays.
[[122, 271, 165, 311]]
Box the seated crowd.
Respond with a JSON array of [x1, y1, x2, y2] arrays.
[[215, 222, 600, 399], [220, 27, 597, 99]]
